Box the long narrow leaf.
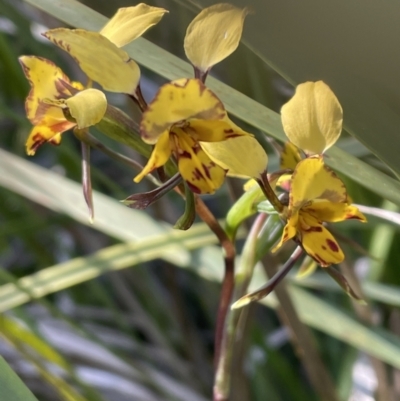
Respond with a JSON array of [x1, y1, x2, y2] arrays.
[[0, 356, 39, 401]]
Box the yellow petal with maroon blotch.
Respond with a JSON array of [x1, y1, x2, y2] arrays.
[[271, 218, 297, 253], [100, 4, 168, 47], [201, 135, 268, 178], [172, 130, 225, 194], [141, 78, 226, 144], [44, 29, 140, 94], [19, 56, 75, 123], [184, 3, 248, 72], [26, 125, 67, 155], [290, 156, 347, 212], [187, 119, 247, 142], [281, 81, 343, 155], [65, 89, 107, 129], [299, 212, 344, 267], [304, 201, 367, 223], [133, 131, 171, 183]]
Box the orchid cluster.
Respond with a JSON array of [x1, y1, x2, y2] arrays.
[[19, 3, 366, 306]]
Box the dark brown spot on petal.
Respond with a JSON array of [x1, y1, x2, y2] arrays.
[[313, 253, 328, 267], [202, 163, 211, 179], [186, 181, 201, 194], [192, 168, 204, 181], [172, 79, 189, 88], [178, 150, 192, 159], [30, 133, 46, 152], [304, 225, 323, 233], [346, 214, 364, 220], [326, 239, 339, 252]]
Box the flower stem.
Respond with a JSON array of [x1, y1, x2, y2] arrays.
[[80, 136, 94, 223], [257, 171, 284, 213], [194, 196, 236, 372], [130, 84, 147, 112], [193, 66, 209, 83], [214, 213, 267, 401]]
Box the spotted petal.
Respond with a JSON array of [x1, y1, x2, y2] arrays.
[[172, 129, 226, 194], [304, 201, 367, 223], [19, 56, 76, 123], [44, 29, 140, 94], [26, 125, 66, 155], [271, 218, 297, 253], [201, 136, 268, 178], [141, 78, 226, 143], [281, 81, 343, 154], [290, 156, 347, 213], [299, 212, 344, 267], [184, 4, 248, 72], [100, 4, 168, 47], [134, 131, 171, 183]]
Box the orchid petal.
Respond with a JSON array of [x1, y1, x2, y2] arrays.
[[172, 129, 226, 194], [65, 89, 107, 129], [280, 141, 302, 170], [100, 4, 168, 47], [184, 3, 248, 72], [134, 131, 171, 183], [19, 56, 75, 123], [299, 213, 344, 267], [281, 81, 343, 154], [26, 126, 65, 155], [290, 156, 347, 212], [141, 78, 226, 143], [201, 136, 268, 178], [305, 201, 367, 223], [187, 119, 245, 142], [44, 29, 140, 94]]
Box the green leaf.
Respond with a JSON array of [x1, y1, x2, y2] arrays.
[[225, 184, 264, 239], [0, 356, 39, 401], [0, 315, 68, 369], [23, 0, 400, 206]]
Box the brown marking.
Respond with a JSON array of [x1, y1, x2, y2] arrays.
[[346, 213, 364, 220], [326, 239, 339, 253], [313, 253, 328, 266], [187, 181, 201, 194], [192, 168, 204, 181], [305, 225, 323, 233], [202, 163, 211, 180], [172, 79, 189, 88], [178, 150, 192, 159]]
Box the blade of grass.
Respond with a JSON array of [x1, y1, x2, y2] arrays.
[[0, 355, 39, 401]]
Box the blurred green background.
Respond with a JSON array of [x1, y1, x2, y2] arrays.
[[1, 1, 400, 400]]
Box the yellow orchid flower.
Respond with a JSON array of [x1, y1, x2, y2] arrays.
[[19, 56, 107, 155], [281, 81, 343, 155], [134, 78, 256, 194], [44, 4, 167, 95], [273, 156, 366, 267], [184, 3, 248, 76]]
